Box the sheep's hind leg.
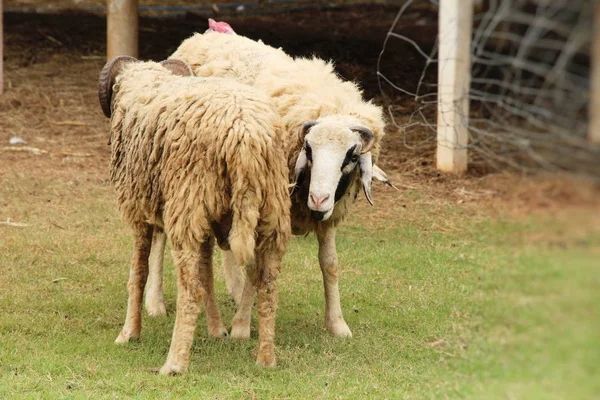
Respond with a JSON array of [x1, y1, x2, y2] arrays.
[[223, 250, 245, 306], [230, 268, 256, 339], [115, 223, 153, 344], [199, 238, 228, 338], [254, 251, 281, 367], [316, 226, 352, 338], [145, 228, 167, 317], [159, 241, 209, 375]]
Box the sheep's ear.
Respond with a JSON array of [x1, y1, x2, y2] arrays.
[[373, 164, 398, 190], [292, 148, 309, 193], [302, 121, 319, 137], [351, 126, 375, 153], [359, 152, 374, 206]]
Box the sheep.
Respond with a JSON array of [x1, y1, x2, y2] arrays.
[[98, 56, 291, 373], [143, 30, 394, 339]]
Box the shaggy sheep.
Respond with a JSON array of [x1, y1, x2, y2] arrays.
[[144, 31, 393, 339], [99, 56, 291, 372]]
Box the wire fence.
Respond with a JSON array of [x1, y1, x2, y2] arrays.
[[378, 0, 600, 178]]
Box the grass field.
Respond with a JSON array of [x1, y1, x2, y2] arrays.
[[1, 173, 598, 399]]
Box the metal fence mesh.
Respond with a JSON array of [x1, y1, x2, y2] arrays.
[[377, 0, 600, 178]]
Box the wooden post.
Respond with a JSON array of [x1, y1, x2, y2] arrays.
[[107, 0, 138, 60], [590, 3, 600, 143], [436, 0, 473, 174], [1, 0, 4, 95]]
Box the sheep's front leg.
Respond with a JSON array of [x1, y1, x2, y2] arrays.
[[223, 250, 245, 306], [159, 242, 209, 375], [254, 251, 281, 367], [316, 225, 352, 338], [199, 238, 228, 338], [145, 228, 167, 317], [230, 268, 256, 339], [115, 223, 153, 344]]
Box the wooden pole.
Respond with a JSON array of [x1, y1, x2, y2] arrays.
[[589, 3, 600, 143], [1, 0, 4, 95], [436, 0, 473, 174], [107, 0, 138, 60]]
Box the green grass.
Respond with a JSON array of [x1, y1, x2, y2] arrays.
[[0, 179, 599, 399]]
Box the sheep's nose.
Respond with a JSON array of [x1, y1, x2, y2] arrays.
[[309, 192, 330, 210]]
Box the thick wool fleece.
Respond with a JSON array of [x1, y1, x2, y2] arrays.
[[109, 62, 291, 265]]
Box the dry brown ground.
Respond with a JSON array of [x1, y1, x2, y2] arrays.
[[1, 8, 599, 236]]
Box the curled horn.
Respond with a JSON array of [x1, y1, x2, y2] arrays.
[[98, 56, 137, 118], [351, 126, 375, 153], [302, 121, 319, 137], [160, 59, 194, 77]]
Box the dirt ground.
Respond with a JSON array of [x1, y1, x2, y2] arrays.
[[1, 6, 599, 228]]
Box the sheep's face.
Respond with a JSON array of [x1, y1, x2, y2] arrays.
[[294, 117, 375, 222]]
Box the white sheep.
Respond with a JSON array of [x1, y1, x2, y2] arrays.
[[98, 56, 291, 372], [144, 31, 394, 339]]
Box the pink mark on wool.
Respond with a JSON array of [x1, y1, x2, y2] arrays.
[[207, 19, 236, 34]]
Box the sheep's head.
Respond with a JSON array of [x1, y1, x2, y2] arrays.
[[98, 57, 193, 118], [294, 116, 393, 222]]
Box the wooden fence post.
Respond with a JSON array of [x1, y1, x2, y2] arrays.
[[590, 2, 600, 143], [436, 0, 473, 174], [107, 0, 138, 60]]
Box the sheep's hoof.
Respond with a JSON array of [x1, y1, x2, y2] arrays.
[[209, 325, 229, 338], [327, 319, 353, 338], [230, 324, 251, 339], [114, 329, 139, 344], [145, 300, 167, 317], [255, 352, 276, 367], [159, 363, 186, 376]]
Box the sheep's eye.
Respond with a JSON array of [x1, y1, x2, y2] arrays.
[[341, 145, 359, 170]]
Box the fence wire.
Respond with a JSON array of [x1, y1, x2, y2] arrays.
[[378, 0, 600, 177]]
